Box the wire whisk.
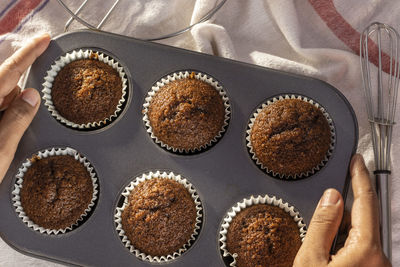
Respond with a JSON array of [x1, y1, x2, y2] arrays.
[[360, 22, 400, 262]]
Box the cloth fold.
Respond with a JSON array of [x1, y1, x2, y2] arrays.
[[0, 0, 398, 266]]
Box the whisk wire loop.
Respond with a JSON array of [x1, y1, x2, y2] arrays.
[[360, 22, 399, 262], [360, 22, 399, 171]]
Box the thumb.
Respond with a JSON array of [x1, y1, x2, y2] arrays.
[[0, 88, 40, 182], [294, 189, 344, 266]]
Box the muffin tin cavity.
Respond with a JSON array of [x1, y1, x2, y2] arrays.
[[246, 94, 336, 179], [114, 171, 203, 263], [12, 147, 99, 235], [143, 71, 231, 154], [42, 49, 128, 131], [0, 31, 357, 266]]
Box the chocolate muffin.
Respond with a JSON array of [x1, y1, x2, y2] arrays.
[[121, 178, 197, 257], [51, 58, 123, 125], [226, 204, 301, 267], [147, 73, 226, 151], [20, 155, 93, 230], [250, 98, 331, 177]]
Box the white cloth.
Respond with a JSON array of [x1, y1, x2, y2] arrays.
[[0, 0, 399, 266]]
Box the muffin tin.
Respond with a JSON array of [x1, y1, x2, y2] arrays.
[[0, 30, 358, 266]]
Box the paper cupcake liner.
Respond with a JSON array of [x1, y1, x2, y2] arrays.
[[114, 171, 203, 263], [142, 71, 231, 153], [219, 195, 307, 267], [42, 49, 128, 129], [246, 94, 336, 179], [12, 147, 99, 235]]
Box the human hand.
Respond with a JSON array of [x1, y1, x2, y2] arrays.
[[0, 34, 50, 184], [294, 154, 391, 267]]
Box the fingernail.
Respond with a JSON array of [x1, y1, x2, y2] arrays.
[[21, 89, 39, 107], [320, 189, 340, 207]]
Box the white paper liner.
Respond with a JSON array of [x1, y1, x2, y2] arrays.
[[12, 147, 99, 235], [246, 94, 336, 179], [114, 171, 203, 263], [42, 49, 128, 129], [219, 195, 307, 267], [142, 71, 231, 153]]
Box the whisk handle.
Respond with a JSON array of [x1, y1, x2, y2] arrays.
[[375, 171, 391, 262]]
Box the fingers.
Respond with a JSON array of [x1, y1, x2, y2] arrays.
[[0, 33, 50, 99], [0, 86, 21, 111], [350, 154, 380, 244], [0, 88, 40, 182], [0, 34, 50, 183], [296, 154, 388, 267], [294, 189, 344, 266]]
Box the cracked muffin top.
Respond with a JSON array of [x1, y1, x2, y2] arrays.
[[51, 58, 123, 125], [226, 204, 301, 267], [250, 98, 331, 177], [147, 73, 225, 151], [20, 155, 93, 230], [121, 178, 197, 256]]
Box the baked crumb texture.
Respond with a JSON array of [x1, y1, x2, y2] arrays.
[[144, 71, 230, 153], [121, 178, 197, 257], [20, 155, 94, 230], [226, 204, 302, 267], [52, 59, 123, 124], [249, 98, 332, 178]]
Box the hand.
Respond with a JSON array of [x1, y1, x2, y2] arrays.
[[294, 154, 391, 267], [0, 34, 50, 183]]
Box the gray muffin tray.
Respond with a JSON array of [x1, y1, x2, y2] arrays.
[[0, 30, 358, 267]]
